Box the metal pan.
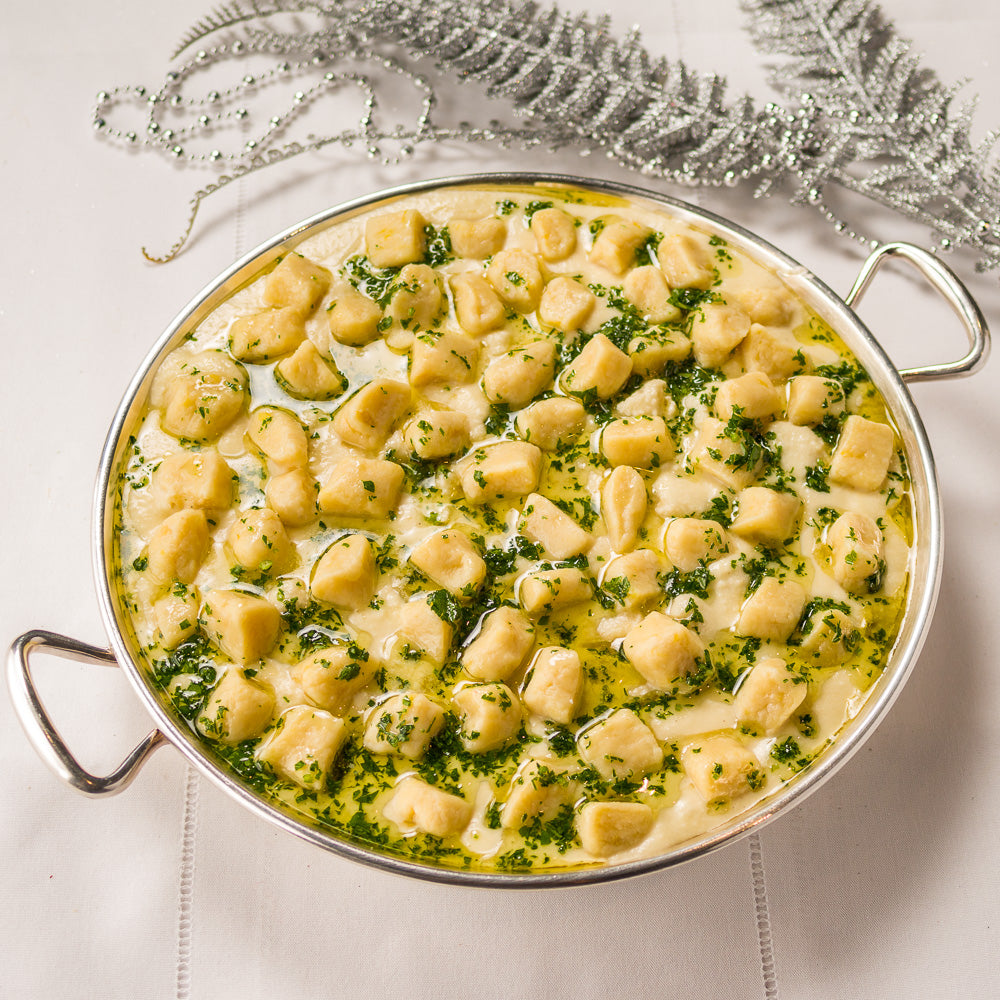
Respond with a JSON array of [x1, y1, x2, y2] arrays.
[[7, 173, 990, 887]]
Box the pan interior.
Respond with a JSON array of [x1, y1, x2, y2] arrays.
[[94, 174, 939, 887]]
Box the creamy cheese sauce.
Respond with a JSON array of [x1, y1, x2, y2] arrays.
[[114, 184, 911, 873]]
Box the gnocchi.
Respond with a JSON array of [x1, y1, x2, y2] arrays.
[[116, 184, 911, 875]]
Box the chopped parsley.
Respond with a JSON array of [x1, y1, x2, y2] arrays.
[[342, 254, 401, 308], [524, 199, 554, 220], [804, 462, 831, 492], [423, 224, 453, 267]]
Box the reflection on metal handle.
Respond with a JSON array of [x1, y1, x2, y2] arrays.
[[6, 629, 166, 796], [846, 242, 990, 382]]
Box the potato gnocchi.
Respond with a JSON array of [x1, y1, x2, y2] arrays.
[[115, 185, 911, 873]]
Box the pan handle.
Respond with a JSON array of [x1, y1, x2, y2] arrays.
[[846, 242, 990, 383], [7, 629, 167, 796]]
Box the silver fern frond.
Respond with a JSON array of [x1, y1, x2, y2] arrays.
[[743, 0, 1000, 268], [172, 0, 294, 57], [349, 0, 761, 166]]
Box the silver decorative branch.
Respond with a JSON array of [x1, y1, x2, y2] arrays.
[[92, 0, 1000, 271], [743, 0, 999, 263]]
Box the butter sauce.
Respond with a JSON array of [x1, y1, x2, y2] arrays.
[[113, 184, 911, 873]]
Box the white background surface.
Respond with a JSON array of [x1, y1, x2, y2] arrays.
[[2, 1, 998, 997]]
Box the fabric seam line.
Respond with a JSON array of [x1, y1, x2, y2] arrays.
[[750, 832, 779, 1000], [175, 764, 200, 1000]]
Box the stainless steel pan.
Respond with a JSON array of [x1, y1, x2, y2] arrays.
[[7, 173, 990, 887]]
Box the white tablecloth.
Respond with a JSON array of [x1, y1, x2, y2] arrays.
[[3, 1, 998, 996]]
